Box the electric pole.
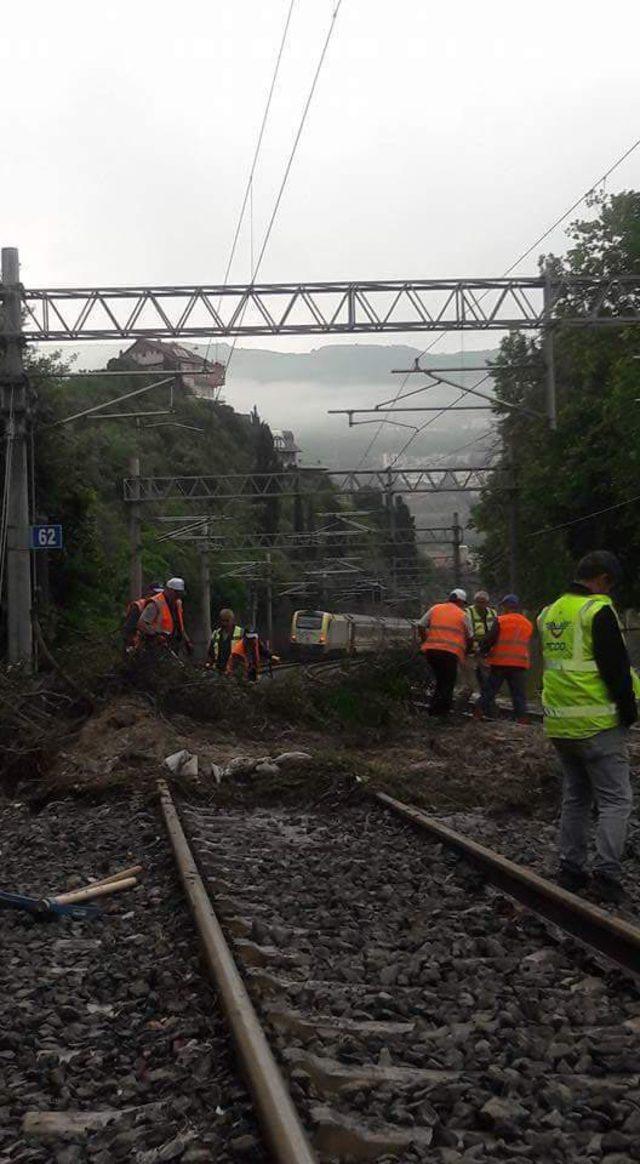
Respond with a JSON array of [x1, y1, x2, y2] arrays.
[[452, 512, 463, 588], [543, 260, 557, 431], [2, 247, 32, 663], [198, 542, 212, 662], [385, 467, 397, 594], [266, 552, 274, 647], [129, 454, 143, 600], [505, 437, 519, 593]]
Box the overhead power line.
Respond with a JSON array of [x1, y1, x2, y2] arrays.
[[206, 0, 297, 380], [220, 0, 296, 291], [529, 494, 640, 539], [225, 0, 344, 377], [251, 1, 344, 282], [502, 134, 640, 277], [357, 132, 640, 467]]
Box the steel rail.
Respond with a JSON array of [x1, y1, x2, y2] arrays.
[[375, 792, 640, 978], [158, 781, 317, 1164]]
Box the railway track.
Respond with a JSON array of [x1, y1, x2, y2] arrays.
[[274, 656, 371, 683], [161, 782, 640, 1163]]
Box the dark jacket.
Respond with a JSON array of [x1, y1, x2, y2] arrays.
[[566, 583, 637, 728]]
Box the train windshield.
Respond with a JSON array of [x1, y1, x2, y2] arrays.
[[296, 611, 325, 630]]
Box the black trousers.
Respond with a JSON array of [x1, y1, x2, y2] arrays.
[[425, 650, 458, 717]]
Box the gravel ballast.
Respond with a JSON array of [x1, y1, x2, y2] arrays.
[[0, 796, 267, 1163], [431, 806, 640, 919], [182, 798, 640, 1163]]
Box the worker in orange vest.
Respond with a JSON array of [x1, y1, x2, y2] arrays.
[[417, 589, 473, 717], [122, 581, 163, 652], [479, 594, 533, 721], [226, 629, 275, 682], [136, 577, 193, 655]]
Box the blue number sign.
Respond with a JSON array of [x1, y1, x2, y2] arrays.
[[30, 524, 63, 550]]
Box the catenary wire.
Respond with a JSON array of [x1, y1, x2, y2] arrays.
[[224, 0, 344, 380], [205, 0, 297, 383], [528, 494, 640, 539], [357, 133, 640, 466]]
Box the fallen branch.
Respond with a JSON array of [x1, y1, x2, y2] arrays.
[[32, 616, 95, 710]]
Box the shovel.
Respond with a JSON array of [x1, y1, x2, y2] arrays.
[[0, 890, 99, 921]]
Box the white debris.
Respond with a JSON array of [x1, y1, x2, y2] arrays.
[[274, 751, 313, 766], [180, 754, 198, 778], [223, 756, 263, 778], [164, 750, 190, 774], [255, 762, 280, 777]]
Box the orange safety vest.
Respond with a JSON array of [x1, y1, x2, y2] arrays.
[[174, 597, 186, 638], [143, 592, 175, 636], [226, 637, 260, 678], [421, 602, 467, 662], [486, 612, 533, 669]]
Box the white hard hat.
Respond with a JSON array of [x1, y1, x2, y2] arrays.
[[166, 577, 185, 593], [449, 588, 467, 603]]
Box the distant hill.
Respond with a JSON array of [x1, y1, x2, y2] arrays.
[[193, 341, 498, 471], [55, 337, 499, 537]]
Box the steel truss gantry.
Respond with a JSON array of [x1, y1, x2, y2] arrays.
[[9, 274, 640, 341], [154, 520, 458, 550], [123, 465, 500, 503]]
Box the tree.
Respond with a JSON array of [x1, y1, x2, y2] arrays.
[[251, 413, 281, 538], [473, 191, 640, 608]]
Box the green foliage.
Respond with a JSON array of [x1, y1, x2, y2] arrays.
[[473, 191, 640, 608], [25, 359, 259, 641], [14, 352, 427, 649]]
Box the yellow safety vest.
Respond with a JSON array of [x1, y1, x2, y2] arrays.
[[211, 624, 243, 664], [469, 605, 497, 642], [538, 593, 620, 739]]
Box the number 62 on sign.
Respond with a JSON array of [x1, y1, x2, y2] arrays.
[[30, 524, 63, 550]]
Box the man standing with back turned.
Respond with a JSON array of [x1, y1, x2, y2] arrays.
[[418, 588, 473, 718], [538, 551, 636, 903]]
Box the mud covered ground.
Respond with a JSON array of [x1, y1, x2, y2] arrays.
[[23, 691, 561, 819]]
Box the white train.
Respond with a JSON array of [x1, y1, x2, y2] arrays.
[[290, 609, 418, 657]]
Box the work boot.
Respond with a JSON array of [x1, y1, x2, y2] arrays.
[[557, 864, 590, 893], [591, 873, 625, 905]]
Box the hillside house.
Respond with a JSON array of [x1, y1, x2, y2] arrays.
[[109, 339, 225, 400], [272, 429, 300, 468]]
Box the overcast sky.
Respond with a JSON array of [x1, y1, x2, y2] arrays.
[[2, 0, 637, 292], [2, 0, 639, 468]]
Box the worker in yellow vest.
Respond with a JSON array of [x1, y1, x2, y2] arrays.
[[538, 551, 636, 904], [468, 589, 498, 706], [479, 594, 533, 721], [417, 589, 473, 717], [208, 609, 244, 673]]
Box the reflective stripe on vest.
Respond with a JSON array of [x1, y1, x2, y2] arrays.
[[543, 701, 617, 719], [486, 612, 532, 669], [538, 593, 619, 739], [422, 602, 467, 661], [176, 599, 185, 637]]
